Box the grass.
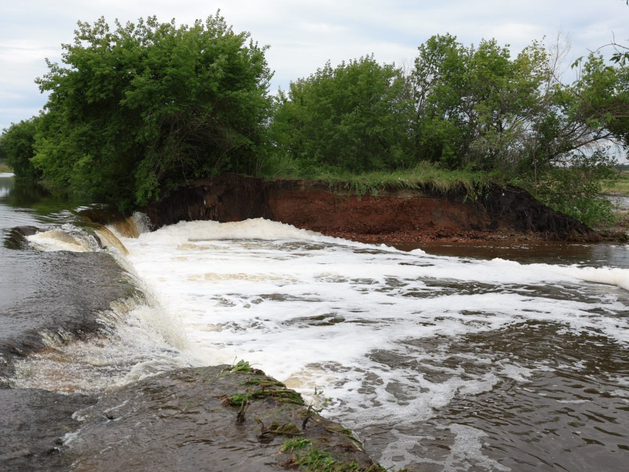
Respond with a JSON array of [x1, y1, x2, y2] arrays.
[[265, 160, 502, 198], [0, 162, 13, 173], [603, 171, 629, 197], [282, 438, 312, 453], [229, 359, 253, 373], [222, 385, 305, 408], [281, 439, 392, 472], [244, 377, 286, 388]]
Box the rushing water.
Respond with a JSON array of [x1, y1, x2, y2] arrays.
[[2, 174, 629, 471]]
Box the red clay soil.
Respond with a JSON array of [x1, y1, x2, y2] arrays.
[[267, 189, 493, 244], [144, 173, 600, 244]]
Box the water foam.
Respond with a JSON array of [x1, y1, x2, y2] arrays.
[[28, 225, 101, 252], [115, 218, 629, 469], [19, 217, 629, 470], [10, 299, 195, 394]]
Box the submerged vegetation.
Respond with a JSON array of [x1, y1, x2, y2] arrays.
[[1, 13, 628, 225]]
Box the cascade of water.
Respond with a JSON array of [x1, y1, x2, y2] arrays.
[[14, 216, 629, 471]]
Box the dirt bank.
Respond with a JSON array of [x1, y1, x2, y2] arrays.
[[145, 174, 599, 244]]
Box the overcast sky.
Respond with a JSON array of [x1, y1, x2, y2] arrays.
[[1, 0, 628, 131]]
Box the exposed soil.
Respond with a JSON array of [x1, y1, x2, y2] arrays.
[[144, 174, 600, 244]]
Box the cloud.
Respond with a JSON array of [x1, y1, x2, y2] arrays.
[[1, 0, 628, 128]]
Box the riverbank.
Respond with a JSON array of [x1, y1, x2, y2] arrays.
[[143, 174, 604, 245]]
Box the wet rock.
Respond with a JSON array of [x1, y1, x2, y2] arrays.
[[64, 365, 383, 472], [0, 388, 96, 471], [4, 225, 39, 250], [0, 251, 139, 379]]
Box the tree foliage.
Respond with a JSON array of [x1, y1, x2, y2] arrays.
[[32, 13, 272, 209], [408, 35, 552, 172], [269, 56, 411, 174], [268, 34, 629, 225], [530, 151, 617, 227], [0, 117, 41, 181], [4, 16, 629, 226]]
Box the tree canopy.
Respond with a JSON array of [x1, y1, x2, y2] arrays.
[[269, 34, 628, 225], [30, 13, 272, 209], [270, 56, 410, 174], [0, 117, 40, 181], [2, 14, 629, 226]]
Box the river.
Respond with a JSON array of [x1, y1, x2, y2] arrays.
[[2, 173, 628, 472]]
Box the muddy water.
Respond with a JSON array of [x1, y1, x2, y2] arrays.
[[106, 220, 629, 472], [353, 322, 629, 472], [2, 175, 629, 471], [415, 241, 629, 268]]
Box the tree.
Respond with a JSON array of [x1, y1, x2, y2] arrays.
[[32, 13, 272, 209], [408, 33, 468, 166], [515, 49, 628, 225], [0, 117, 41, 181], [409, 35, 549, 172], [270, 55, 411, 174]]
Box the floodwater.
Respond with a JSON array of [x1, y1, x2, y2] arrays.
[[2, 174, 629, 471]]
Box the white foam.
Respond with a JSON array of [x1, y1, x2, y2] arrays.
[[28, 226, 100, 252], [133, 218, 331, 245], [445, 424, 511, 472], [43, 217, 627, 469], [114, 220, 629, 413], [10, 299, 195, 394], [541, 264, 629, 292]]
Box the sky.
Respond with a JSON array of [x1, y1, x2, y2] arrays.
[[1, 0, 628, 132]]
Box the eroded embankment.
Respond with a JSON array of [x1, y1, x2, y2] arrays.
[[144, 174, 598, 244]]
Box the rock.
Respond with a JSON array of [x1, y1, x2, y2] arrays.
[[63, 365, 384, 472], [0, 388, 96, 471], [0, 251, 139, 379], [4, 226, 39, 250]]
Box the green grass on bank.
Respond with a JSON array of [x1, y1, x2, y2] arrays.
[[264, 160, 504, 197], [265, 159, 619, 228], [0, 162, 13, 173], [603, 171, 629, 197]]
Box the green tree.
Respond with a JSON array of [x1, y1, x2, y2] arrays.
[[270, 55, 411, 174], [408, 33, 468, 166], [409, 35, 550, 172], [531, 151, 617, 227], [521, 50, 626, 176], [408, 35, 627, 225], [32, 13, 272, 209], [0, 117, 41, 181]]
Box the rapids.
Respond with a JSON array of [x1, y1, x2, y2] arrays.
[[2, 178, 628, 471], [112, 218, 629, 472]]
